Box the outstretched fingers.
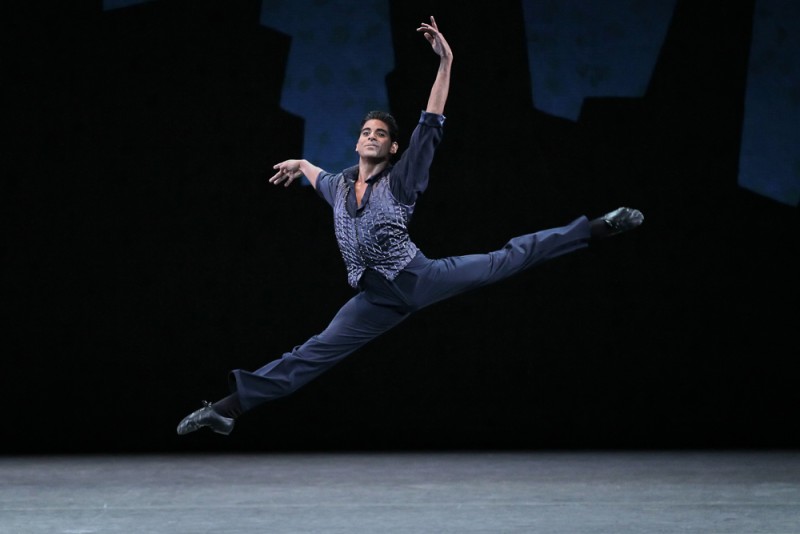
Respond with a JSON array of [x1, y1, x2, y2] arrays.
[[417, 15, 439, 42], [417, 15, 451, 58], [269, 164, 298, 187]]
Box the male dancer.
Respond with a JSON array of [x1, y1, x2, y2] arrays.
[[177, 16, 643, 436]]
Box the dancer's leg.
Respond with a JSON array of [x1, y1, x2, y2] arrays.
[[229, 291, 409, 411], [401, 215, 592, 310], [177, 291, 408, 435]]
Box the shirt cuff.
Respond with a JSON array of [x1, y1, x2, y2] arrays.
[[418, 111, 446, 127]]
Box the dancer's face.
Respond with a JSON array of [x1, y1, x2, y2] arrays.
[[356, 119, 398, 161]]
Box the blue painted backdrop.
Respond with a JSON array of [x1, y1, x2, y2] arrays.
[[104, 0, 799, 206]]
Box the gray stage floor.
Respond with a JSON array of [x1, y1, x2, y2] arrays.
[[2, 450, 799, 533]]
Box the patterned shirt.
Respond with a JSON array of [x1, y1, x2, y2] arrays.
[[315, 111, 445, 287]]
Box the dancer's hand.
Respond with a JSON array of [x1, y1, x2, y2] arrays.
[[417, 16, 452, 60], [269, 160, 303, 187]]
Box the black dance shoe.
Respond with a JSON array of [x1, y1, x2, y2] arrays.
[[602, 207, 644, 236], [177, 401, 235, 436]]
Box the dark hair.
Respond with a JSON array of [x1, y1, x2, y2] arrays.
[[360, 110, 399, 142]]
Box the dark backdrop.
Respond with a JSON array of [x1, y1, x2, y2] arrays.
[[3, 0, 797, 454]]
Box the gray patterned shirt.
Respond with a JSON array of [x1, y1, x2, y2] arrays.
[[316, 111, 445, 287]]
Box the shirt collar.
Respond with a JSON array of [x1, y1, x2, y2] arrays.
[[343, 164, 393, 184]]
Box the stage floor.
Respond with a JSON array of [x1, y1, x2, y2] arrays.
[[2, 450, 799, 533]]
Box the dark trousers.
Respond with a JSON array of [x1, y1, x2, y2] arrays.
[[230, 216, 591, 411]]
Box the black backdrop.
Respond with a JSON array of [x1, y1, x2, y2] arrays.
[[3, 0, 798, 454]]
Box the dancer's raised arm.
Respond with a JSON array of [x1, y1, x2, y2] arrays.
[[417, 16, 452, 115]]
